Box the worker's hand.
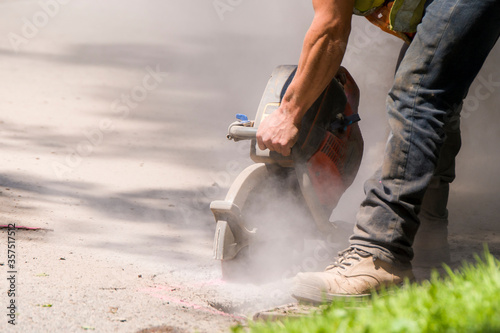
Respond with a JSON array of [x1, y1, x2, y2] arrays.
[[256, 106, 300, 157]]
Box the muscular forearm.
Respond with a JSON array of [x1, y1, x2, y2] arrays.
[[281, 0, 354, 126], [256, 0, 354, 156]]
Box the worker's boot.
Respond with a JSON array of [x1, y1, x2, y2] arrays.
[[412, 179, 451, 268], [291, 247, 414, 304]]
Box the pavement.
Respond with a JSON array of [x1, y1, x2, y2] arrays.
[[1, 1, 500, 332]]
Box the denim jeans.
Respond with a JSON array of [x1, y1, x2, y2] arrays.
[[349, 0, 500, 265]]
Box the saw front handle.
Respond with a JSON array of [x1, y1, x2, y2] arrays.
[[227, 121, 257, 141], [226, 113, 293, 166]]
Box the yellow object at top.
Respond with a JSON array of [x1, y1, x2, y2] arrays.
[[354, 0, 427, 33], [353, 0, 386, 15]]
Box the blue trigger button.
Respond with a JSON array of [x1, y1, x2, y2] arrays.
[[236, 114, 249, 124]]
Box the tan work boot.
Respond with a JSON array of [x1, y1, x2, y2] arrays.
[[291, 248, 414, 304]]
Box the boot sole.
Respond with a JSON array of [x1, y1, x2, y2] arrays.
[[291, 283, 371, 305]]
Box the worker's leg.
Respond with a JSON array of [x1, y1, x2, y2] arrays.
[[394, 43, 461, 268], [350, 0, 500, 265]]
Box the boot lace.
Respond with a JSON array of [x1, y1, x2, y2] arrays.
[[325, 247, 372, 271]]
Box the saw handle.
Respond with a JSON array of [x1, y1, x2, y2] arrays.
[[227, 123, 257, 141]]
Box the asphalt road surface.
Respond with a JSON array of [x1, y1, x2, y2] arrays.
[[1, 1, 499, 332]]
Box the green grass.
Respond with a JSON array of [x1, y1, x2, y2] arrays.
[[234, 248, 500, 333]]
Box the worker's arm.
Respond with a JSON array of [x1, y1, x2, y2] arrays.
[[256, 0, 354, 156]]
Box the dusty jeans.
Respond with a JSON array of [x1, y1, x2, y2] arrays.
[[350, 0, 500, 265]]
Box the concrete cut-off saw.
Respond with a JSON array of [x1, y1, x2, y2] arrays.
[[211, 65, 364, 282]]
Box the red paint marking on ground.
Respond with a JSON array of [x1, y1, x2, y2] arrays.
[[140, 288, 246, 321], [144, 279, 225, 291]]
